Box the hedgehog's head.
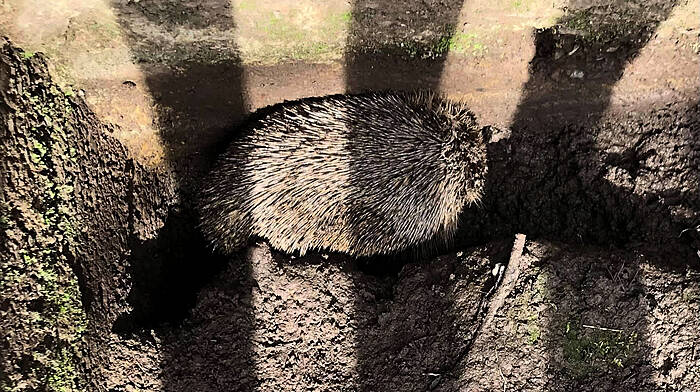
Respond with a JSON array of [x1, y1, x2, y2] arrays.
[[439, 102, 488, 205]]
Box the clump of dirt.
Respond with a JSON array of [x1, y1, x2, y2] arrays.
[[111, 240, 699, 392]]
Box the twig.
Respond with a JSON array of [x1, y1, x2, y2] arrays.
[[447, 234, 528, 374], [482, 233, 527, 328], [615, 261, 625, 282], [582, 324, 624, 333], [496, 351, 507, 392]]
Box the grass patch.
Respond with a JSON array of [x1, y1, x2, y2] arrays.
[[435, 30, 487, 57], [505, 269, 552, 346], [562, 321, 638, 377], [560, 7, 655, 44]]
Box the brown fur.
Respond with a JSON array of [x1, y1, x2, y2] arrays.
[[198, 91, 487, 257]]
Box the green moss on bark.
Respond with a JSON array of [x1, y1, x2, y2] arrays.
[[1, 50, 88, 392]]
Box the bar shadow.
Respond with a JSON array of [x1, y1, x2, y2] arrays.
[[453, 1, 698, 389], [105, 0, 700, 390], [110, 0, 256, 390], [459, 3, 698, 259], [344, 0, 468, 389]]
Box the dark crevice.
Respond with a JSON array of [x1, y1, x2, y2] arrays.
[[113, 207, 230, 332]]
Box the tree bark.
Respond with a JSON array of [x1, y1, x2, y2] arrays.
[[0, 37, 175, 391]]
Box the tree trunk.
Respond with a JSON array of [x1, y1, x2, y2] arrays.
[[1, 37, 175, 391]]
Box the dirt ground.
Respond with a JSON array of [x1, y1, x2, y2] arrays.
[[1, 0, 699, 391]]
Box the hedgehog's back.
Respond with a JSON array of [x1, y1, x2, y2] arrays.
[[198, 91, 485, 257]]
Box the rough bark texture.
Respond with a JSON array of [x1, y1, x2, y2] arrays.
[[0, 38, 176, 391]]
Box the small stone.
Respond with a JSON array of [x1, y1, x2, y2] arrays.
[[492, 263, 503, 276]]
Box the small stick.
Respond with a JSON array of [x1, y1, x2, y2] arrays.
[[482, 233, 527, 328], [452, 234, 528, 369], [582, 324, 624, 333], [496, 351, 507, 392]]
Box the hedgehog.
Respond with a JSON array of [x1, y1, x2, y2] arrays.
[[198, 91, 488, 257]]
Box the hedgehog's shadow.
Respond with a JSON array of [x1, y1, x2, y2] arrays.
[[264, 241, 420, 278]]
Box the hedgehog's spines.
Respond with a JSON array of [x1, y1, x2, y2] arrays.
[[198, 90, 487, 257]]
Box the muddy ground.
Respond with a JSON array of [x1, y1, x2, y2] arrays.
[[1, 0, 699, 391]]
